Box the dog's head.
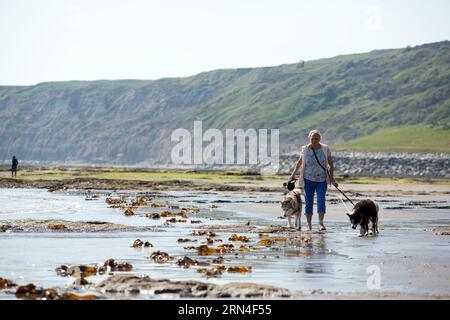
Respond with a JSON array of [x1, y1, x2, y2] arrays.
[[281, 198, 296, 217], [347, 211, 362, 229], [281, 190, 302, 217]]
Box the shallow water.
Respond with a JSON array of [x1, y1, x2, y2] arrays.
[[1, 188, 449, 299]]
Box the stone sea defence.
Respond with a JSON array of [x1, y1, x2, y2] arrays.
[[276, 152, 450, 179]]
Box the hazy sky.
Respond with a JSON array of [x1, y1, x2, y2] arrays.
[[1, 0, 449, 85]]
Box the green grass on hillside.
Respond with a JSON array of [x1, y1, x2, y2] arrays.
[[333, 125, 450, 153]]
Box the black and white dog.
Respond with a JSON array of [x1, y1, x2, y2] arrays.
[[347, 199, 379, 236], [281, 189, 302, 230]]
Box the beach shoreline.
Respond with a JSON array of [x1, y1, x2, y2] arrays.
[[1, 169, 449, 300]]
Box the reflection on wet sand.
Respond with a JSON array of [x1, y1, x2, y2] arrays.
[[0, 188, 450, 299]]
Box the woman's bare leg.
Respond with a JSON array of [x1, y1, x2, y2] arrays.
[[319, 213, 325, 225], [318, 213, 326, 230], [306, 215, 312, 230]]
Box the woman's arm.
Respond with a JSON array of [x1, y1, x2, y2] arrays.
[[289, 157, 302, 180], [327, 155, 338, 187]]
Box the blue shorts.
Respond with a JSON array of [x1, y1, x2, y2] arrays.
[[304, 178, 327, 216]]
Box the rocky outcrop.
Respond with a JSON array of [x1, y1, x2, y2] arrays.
[[96, 275, 291, 298], [0, 219, 164, 233]]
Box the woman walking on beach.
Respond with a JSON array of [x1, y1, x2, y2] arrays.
[[289, 130, 338, 231]]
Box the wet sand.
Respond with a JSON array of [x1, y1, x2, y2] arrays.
[[219, 189, 450, 299], [1, 184, 449, 300]]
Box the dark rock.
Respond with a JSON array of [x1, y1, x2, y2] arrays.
[[132, 239, 153, 248], [0, 224, 10, 232], [16, 284, 40, 298], [56, 258, 133, 279], [0, 277, 17, 288], [145, 213, 161, 219], [176, 256, 209, 268], [149, 251, 173, 263]]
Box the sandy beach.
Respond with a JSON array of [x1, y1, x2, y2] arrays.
[[0, 173, 449, 300]]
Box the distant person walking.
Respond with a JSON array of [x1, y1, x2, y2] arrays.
[[11, 156, 18, 177], [289, 130, 338, 231]]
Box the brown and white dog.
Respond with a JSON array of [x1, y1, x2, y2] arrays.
[[281, 189, 302, 230], [347, 199, 379, 236]]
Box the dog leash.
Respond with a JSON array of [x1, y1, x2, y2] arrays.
[[336, 189, 353, 214], [333, 185, 355, 206]]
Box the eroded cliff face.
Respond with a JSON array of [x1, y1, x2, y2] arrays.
[[0, 80, 193, 164]]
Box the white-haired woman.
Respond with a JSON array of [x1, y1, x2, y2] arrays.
[[289, 130, 338, 231]]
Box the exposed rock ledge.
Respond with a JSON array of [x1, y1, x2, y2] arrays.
[[96, 275, 291, 298], [0, 219, 165, 233], [95, 275, 450, 300]]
